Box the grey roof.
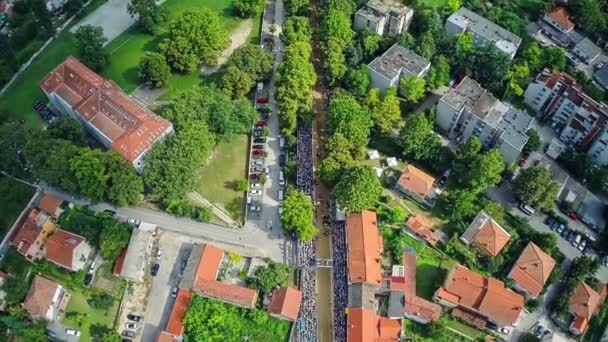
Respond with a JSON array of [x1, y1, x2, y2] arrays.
[[440, 77, 487, 112], [449, 7, 522, 55], [595, 64, 608, 90], [387, 290, 405, 317], [496, 107, 533, 150], [575, 37, 602, 58], [577, 191, 606, 229], [471, 92, 500, 124], [365, 0, 411, 16], [368, 44, 430, 80], [355, 7, 384, 23], [348, 283, 378, 311], [179, 244, 203, 289], [120, 229, 152, 282]]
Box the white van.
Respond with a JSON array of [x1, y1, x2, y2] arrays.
[[278, 190, 284, 202], [257, 82, 264, 94], [279, 171, 285, 186], [279, 137, 285, 149], [519, 203, 536, 216]]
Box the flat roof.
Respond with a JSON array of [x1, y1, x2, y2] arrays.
[[366, 0, 411, 16], [120, 229, 152, 282], [368, 44, 430, 80], [440, 77, 487, 112]]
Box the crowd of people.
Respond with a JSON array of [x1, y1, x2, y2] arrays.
[[331, 218, 348, 342], [295, 125, 318, 342]]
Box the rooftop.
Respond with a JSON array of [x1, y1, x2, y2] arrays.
[[268, 287, 302, 321], [23, 275, 61, 319], [165, 289, 192, 337], [368, 44, 430, 80], [396, 164, 436, 198], [575, 38, 602, 58], [440, 77, 488, 112], [346, 210, 383, 285], [405, 214, 438, 246], [508, 243, 556, 297], [37, 194, 63, 216], [545, 6, 575, 31], [44, 229, 86, 270], [496, 107, 533, 149], [569, 282, 601, 321], [461, 210, 511, 257], [366, 0, 411, 16], [120, 229, 152, 282]]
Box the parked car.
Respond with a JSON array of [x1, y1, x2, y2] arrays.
[[567, 211, 578, 220], [155, 248, 162, 259], [127, 218, 141, 226], [250, 205, 261, 212], [278, 205, 283, 215], [151, 263, 160, 276], [251, 165, 264, 173], [104, 209, 116, 216], [578, 239, 587, 251], [125, 323, 139, 330], [171, 287, 178, 298], [250, 190, 262, 196], [252, 160, 264, 166], [66, 329, 81, 336], [252, 144, 265, 150], [533, 325, 545, 338], [556, 223, 565, 234], [279, 154, 286, 166], [180, 259, 188, 274], [253, 138, 266, 143], [602, 257, 608, 267], [44, 329, 57, 338], [265, 167, 270, 176], [544, 216, 555, 225], [256, 120, 267, 126], [122, 330, 136, 338], [127, 314, 142, 322], [518, 159, 526, 167], [252, 149, 264, 156], [256, 97, 269, 104], [572, 234, 582, 247], [83, 273, 93, 287], [251, 183, 261, 189], [498, 327, 510, 335], [519, 203, 536, 215], [89, 261, 97, 273]]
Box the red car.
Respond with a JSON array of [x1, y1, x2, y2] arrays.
[[256, 97, 269, 104], [518, 159, 526, 167], [256, 120, 267, 127], [568, 212, 578, 220], [252, 150, 264, 156]]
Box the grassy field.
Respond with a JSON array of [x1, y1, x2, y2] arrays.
[[195, 134, 249, 222], [104, 0, 243, 93], [63, 289, 121, 341], [0, 176, 36, 240]]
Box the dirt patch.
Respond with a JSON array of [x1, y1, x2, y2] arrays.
[[201, 19, 253, 75]]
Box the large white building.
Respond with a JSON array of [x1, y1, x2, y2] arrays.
[[445, 7, 522, 59], [354, 0, 413, 36], [367, 44, 430, 92], [436, 77, 532, 164], [523, 69, 608, 165]]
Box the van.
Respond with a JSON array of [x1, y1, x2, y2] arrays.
[[278, 190, 284, 202], [257, 82, 264, 94], [279, 171, 285, 186], [279, 137, 285, 149], [519, 203, 536, 216]]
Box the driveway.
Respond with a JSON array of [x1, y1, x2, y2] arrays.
[[70, 0, 143, 43]]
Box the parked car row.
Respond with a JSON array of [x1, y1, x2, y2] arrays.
[[122, 313, 142, 340], [248, 122, 269, 213], [33, 100, 57, 123], [545, 215, 595, 254]]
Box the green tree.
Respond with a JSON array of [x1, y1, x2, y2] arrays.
[[398, 113, 440, 161], [400, 76, 426, 103], [324, 37, 349, 85], [357, 28, 382, 60], [523, 129, 541, 154], [227, 44, 274, 80], [507, 63, 530, 96], [127, 0, 167, 34], [0, 122, 29, 175], [426, 55, 451, 90], [2, 276, 29, 305], [220, 65, 254, 99], [466, 149, 504, 193], [70, 148, 109, 201], [47, 117, 85, 145], [138, 51, 171, 87], [444, 0, 461, 14], [285, 0, 308, 15], [456, 32, 473, 62], [415, 31, 436, 60], [396, 32, 416, 49], [371, 87, 401, 134], [88, 293, 114, 309], [441, 189, 479, 223], [327, 91, 372, 148], [512, 166, 559, 210], [101, 330, 122, 342], [319, 133, 355, 186], [280, 188, 318, 241], [99, 222, 131, 259], [570, 0, 606, 34], [463, 44, 511, 94], [452, 136, 481, 182], [234, 0, 265, 17], [522, 42, 544, 72], [544, 47, 566, 71], [247, 262, 292, 294], [159, 9, 230, 71], [344, 66, 370, 98], [106, 152, 143, 206], [334, 165, 382, 212], [282, 16, 311, 46], [74, 25, 108, 72]]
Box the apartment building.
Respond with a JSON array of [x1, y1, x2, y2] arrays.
[[40, 56, 173, 171], [445, 7, 522, 59], [354, 0, 413, 36], [436, 77, 532, 164], [367, 43, 431, 91], [523, 69, 608, 165]]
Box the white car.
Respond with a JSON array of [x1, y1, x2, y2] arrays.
[[155, 248, 162, 259], [65, 329, 81, 336], [89, 261, 97, 273], [251, 183, 261, 189], [252, 160, 264, 166], [578, 239, 587, 252], [250, 190, 262, 196], [250, 205, 261, 212], [498, 327, 510, 335], [125, 322, 139, 330], [278, 206, 283, 215], [171, 287, 178, 298]]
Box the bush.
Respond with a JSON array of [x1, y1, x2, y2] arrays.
[[165, 200, 213, 222], [88, 292, 114, 310]]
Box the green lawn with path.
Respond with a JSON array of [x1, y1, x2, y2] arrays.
[[63, 289, 120, 341], [195, 134, 249, 222], [0, 176, 36, 240]]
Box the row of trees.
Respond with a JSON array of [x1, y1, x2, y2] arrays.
[[280, 188, 318, 241], [319, 0, 356, 85]]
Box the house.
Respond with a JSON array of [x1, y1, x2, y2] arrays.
[[163, 289, 192, 338], [268, 286, 303, 321], [346, 210, 383, 287], [37, 194, 64, 217], [594, 64, 608, 91], [44, 229, 92, 271], [568, 282, 602, 336], [23, 275, 70, 322], [523, 69, 608, 162], [157, 331, 179, 342], [405, 214, 439, 246], [180, 244, 258, 309], [445, 8, 522, 59], [395, 165, 438, 208], [543, 6, 575, 36], [507, 243, 556, 298], [573, 38, 603, 64], [436, 77, 532, 164], [353, 0, 413, 36], [434, 264, 524, 327], [460, 210, 511, 257], [10, 209, 57, 261], [346, 307, 403, 342], [40, 56, 173, 171], [120, 229, 152, 282], [367, 43, 431, 91]]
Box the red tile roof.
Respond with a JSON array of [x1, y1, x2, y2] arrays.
[[405, 214, 439, 246], [196, 244, 223, 281], [452, 307, 487, 328], [346, 210, 383, 285], [23, 275, 60, 319], [435, 264, 524, 326], [113, 248, 127, 276], [156, 331, 178, 342], [40, 56, 172, 162], [347, 308, 376, 342], [509, 243, 556, 297], [165, 289, 192, 337], [546, 6, 575, 31], [193, 278, 258, 308], [44, 229, 86, 270], [473, 219, 510, 257], [268, 287, 302, 321], [376, 316, 401, 341], [11, 209, 41, 256], [400, 249, 441, 322], [569, 282, 601, 330], [38, 194, 63, 216], [397, 165, 436, 198]]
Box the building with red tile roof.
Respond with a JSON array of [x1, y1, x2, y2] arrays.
[[434, 264, 524, 327], [268, 286, 302, 321], [37, 194, 63, 217], [156, 331, 178, 342], [10, 209, 57, 261], [196, 244, 223, 281], [193, 278, 258, 308], [544, 6, 575, 33], [23, 275, 70, 322], [44, 229, 91, 271], [112, 248, 127, 276], [40, 56, 173, 170], [395, 165, 438, 208], [508, 243, 556, 298], [460, 210, 511, 257], [568, 282, 602, 336], [405, 214, 439, 246], [346, 308, 402, 342], [346, 210, 383, 286], [165, 289, 192, 337]]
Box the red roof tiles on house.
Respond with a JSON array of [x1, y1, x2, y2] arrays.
[[113, 248, 127, 276], [23, 275, 61, 320], [165, 289, 192, 337], [37, 194, 63, 216], [11, 209, 41, 257], [569, 282, 601, 336], [405, 214, 439, 246], [347, 308, 376, 342], [44, 229, 86, 270], [400, 249, 441, 322], [472, 219, 510, 257], [376, 316, 401, 341], [346, 210, 383, 285], [508, 243, 556, 297], [156, 331, 178, 342], [268, 287, 302, 321], [546, 6, 575, 31], [196, 244, 223, 281], [193, 278, 258, 309], [452, 307, 487, 329], [397, 165, 436, 198]]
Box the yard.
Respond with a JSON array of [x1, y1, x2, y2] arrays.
[[63, 288, 121, 341], [0, 176, 36, 240], [440, 315, 492, 341], [403, 319, 487, 342], [195, 134, 249, 222]]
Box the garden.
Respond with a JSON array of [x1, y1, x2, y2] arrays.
[[0, 176, 35, 240]]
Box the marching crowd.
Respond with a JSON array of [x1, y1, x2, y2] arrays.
[[295, 125, 318, 342], [331, 218, 348, 342]]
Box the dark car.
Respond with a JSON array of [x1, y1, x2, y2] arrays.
[[103, 209, 116, 216], [180, 259, 187, 274], [151, 263, 160, 276], [256, 97, 269, 104], [127, 314, 142, 322], [252, 144, 265, 150], [279, 154, 286, 166], [252, 149, 264, 156], [83, 273, 93, 287], [253, 138, 266, 143], [544, 216, 554, 225], [44, 329, 57, 338], [122, 330, 136, 338]]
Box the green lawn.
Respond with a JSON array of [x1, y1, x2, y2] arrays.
[[104, 0, 242, 94], [195, 134, 249, 222], [440, 315, 491, 341], [63, 289, 120, 341], [0, 176, 36, 240]]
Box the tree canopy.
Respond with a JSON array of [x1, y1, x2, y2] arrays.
[[398, 113, 441, 161], [247, 262, 292, 294], [368, 87, 401, 134], [75, 25, 108, 72], [319, 133, 356, 186], [220, 44, 274, 99], [235, 0, 265, 17], [399, 76, 426, 103], [326, 91, 372, 148], [138, 51, 171, 87], [280, 188, 318, 241], [334, 165, 382, 212], [512, 166, 559, 210], [127, 0, 167, 34]]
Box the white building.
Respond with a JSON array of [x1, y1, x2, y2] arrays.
[[436, 77, 532, 164], [367, 43, 430, 92], [354, 0, 413, 36], [445, 7, 522, 59]]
